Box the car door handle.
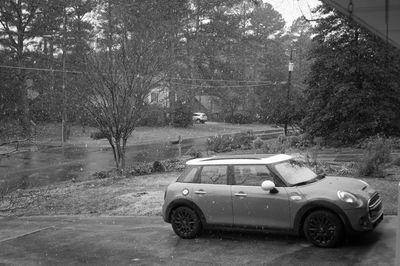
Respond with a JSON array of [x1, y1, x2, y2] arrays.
[[195, 190, 207, 195], [235, 192, 247, 197]]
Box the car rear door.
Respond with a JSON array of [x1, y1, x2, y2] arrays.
[[191, 165, 233, 225], [231, 165, 291, 229]]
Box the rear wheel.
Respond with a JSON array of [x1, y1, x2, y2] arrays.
[[303, 210, 344, 248], [171, 206, 202, 239]]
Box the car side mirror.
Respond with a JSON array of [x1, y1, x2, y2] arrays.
[[261, 180, 276, 191]]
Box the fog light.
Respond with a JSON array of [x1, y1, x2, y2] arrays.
[[359, 215, 371, 229]]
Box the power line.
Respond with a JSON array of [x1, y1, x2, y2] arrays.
[[170, 77, 275, 84], [0, 65, 82, 74], [170, 82, 281, 89], [0, 65, 282, 86]]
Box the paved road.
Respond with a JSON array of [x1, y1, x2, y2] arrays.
[[0, 215, 396, 265]]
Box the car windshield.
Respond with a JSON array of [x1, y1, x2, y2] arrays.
[[272, 160, 317, 186]]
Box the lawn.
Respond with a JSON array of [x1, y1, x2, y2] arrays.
[[33, 122, 279, 147]]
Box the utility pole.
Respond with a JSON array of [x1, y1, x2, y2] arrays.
[[61, 7, 67, 146], [284, 48, 294, 136]]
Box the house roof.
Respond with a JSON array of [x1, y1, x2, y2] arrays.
[[321, 0, 400, 49]]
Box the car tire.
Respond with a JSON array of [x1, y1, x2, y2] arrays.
[[171, 206, 202, 239], [303, 210, 344, 248], [196, 119, 200, 123]]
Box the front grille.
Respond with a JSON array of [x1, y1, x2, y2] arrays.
[[368, 192, 383, 221]]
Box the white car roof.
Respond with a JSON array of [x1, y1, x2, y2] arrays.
[[186, 154, 292, 166]]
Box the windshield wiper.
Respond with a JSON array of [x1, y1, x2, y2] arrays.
[[293, 174, 325, 186], [293, 179, 316, 186]]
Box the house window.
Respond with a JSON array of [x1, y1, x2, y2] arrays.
[[150, 92, 158, 103]]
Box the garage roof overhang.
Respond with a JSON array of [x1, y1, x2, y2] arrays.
[[321, 0, 400, 49]]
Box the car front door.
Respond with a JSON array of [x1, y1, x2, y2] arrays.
[[191, 165, 233, 225], [231, 165, 291, 229]]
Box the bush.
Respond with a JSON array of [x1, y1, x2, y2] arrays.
[[129, 159, 186, 175], [225, 113, 252, 124], [356, 136, 392, 177], [188, 148, 203, 158], [90, 130, 110, 140], [263, 139, 287, 153], [231, 131, 255, 150], [138, 105, 168, 127], [152, 161, 165, 172], [253, 137, 264, 149], [207, 134, 234, 153], [207, 131, 255, 153], [172, 101, 192, 128]]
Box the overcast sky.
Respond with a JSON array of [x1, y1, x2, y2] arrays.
[[267, 0, 321, 26]]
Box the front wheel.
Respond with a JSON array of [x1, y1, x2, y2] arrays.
[[171, 206, 202, 239], [303, 210, 344, 248]]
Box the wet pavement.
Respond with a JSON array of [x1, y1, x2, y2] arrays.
[[0, 215, 397, 265]]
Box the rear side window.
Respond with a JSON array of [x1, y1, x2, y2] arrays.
[[199, 165, 227, 185], [233, 165, 273, 186], [177, 166, 200, 183]]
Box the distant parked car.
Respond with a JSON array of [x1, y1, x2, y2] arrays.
[[192, 112, 207, 123], [162, 154, 383, 248]]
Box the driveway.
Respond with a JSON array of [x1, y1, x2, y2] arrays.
[[0, 215, 396, 265]]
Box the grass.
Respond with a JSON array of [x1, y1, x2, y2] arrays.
[[32, 122, 278, 148]]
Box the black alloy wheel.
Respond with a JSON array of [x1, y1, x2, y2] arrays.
[[303, 210, 344, 248], [171, 206, 202, 239]]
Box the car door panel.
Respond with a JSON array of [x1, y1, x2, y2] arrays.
[[232, 186, 290, 228], [190, 165, 233, 225], [231, 164, 291, 229], [191, 184, 232, 225]]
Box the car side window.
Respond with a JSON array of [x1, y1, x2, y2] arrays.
[[233, 165, 273, 186], [177, 166, 199, 183], [199, 165, 227, 185]]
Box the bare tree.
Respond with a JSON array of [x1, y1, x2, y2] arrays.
[[80, 1, 175, 171]]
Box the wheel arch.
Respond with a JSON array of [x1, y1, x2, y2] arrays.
[[294, 201, 351, 236], [165, 199, 207, 226]]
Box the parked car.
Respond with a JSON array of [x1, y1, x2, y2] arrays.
[[162, 154, 383, 248], [192, 112, 207, 123]]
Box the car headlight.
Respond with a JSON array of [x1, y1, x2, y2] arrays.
[[337, 191, 363, 207]]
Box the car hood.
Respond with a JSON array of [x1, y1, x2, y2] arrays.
[[318, 176, 367, 191], [297, 175, 376, 200]]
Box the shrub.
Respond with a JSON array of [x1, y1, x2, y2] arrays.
[[152, 161, 165, 172], [253, 137, 264, 149], [232, 131, 255, 150], [138, 105, 168, 127], [225, 113, 252, 124], [90, 130, 110, 140], [207, 131, 255, 153], [207, 134, 234, 153], [172, 101, 192, 128], [129, 159, 186, 175], [263, 139, 287, 153], [93, 171, 109, 179], [188, 148, 203, 158], [356, 136, 392, 177]]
